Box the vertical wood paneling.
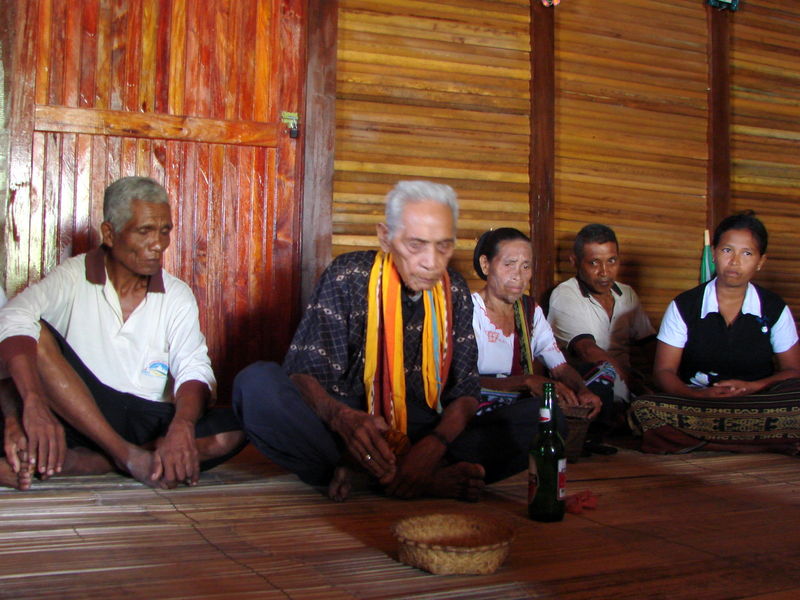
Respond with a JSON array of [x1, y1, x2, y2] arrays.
[[152, 0, 170, 115], [42, 133, 60, 269], [139, 0, 158, 114], [5, 0, 306, 398], [253, 0, 272, 121], [79, 1, 99, 109], [64, 1, 82, 107], [73, 133, 93, 251], [334, 0, 531, 288], [707, 5, 732, 231], [94, 1, 111, 109], [167, 0, 185, 115], [530, 2, 555, 302], [730, 0, 800, 322], [5, 3, 51, 288], [272, 0, 305, 346], [34, 0, 52, 105], [56, 133, 75, 261], [554, 0, 709, 325], [127, 2, 144, 112], [302, 0, 337, 304]]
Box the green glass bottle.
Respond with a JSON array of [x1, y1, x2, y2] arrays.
[[528, 382, 566, 522]]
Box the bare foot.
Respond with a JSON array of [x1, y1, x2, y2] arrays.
[[119, 446, 167, 489], [60, 447, 114, 476], [0, 458, 33, 490], [426, 462, 486, 502], [197, 430, 248, 463], [327, 465, 353, 502]]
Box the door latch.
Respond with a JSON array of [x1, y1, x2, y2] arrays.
[[281, 112, 300, 139]]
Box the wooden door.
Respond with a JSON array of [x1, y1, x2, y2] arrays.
[[4, 0, 306, 398]]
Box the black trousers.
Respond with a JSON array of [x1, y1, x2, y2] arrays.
[[0, 321, 244, 471], [232, 361, 540, 486]]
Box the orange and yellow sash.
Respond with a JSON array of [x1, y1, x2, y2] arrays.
[[363, 252, 453, 433]]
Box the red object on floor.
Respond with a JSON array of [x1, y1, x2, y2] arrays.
[[565, 490, 598, 514]]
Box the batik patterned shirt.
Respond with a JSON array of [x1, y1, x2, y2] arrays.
[[284, 251, 480, 431]]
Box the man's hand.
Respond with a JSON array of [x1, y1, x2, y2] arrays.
[[330, 406, 396, 483], [152, 417, 199, 487], [524, 375, 578, 406], [577, 389, 602, 419], [21, 397, 66, 477], [385, 434, 446, 498], [3, 415, 29, 475], [554, 381, 579, 406]]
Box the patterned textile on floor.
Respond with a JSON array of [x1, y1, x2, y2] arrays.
[[631, 378, 800, 453]]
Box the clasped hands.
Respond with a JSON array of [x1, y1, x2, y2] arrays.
[[698, 379, 760, 398], [330, 406, 446, 498]]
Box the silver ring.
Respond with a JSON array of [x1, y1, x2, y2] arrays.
[[365, 453, 373, 461]]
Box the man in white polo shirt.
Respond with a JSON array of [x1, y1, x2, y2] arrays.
[[547, 224, 655, 443], [0, 177, 245, 490]]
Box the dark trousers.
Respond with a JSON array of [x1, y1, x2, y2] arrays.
[[23, 321, 244, 471], [232, 361, 540, 486]]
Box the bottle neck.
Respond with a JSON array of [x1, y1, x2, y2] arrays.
[[540, 385, 556, 430]]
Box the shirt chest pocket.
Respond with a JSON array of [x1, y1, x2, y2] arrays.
[[139, 351, 170, 396]]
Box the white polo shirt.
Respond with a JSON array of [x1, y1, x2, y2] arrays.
[[547, 277, 655, 371], [0, 248, 215, 402], [472, 292, 566, 376]]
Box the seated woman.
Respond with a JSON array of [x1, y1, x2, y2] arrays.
[[631, 211, 800, 454], [471, 228, 602, 427]]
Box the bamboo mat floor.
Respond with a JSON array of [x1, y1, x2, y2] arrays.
[[1, 442, 799, 599]]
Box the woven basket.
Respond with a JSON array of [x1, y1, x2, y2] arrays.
[[562, 404, 592, 463], [392, 513, 514, 575]]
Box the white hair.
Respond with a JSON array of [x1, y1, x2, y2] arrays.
[[384, 180, 459, 239], [103, 176, 169, 232]]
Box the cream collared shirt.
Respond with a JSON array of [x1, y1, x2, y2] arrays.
[[0, 249, 214, 402]]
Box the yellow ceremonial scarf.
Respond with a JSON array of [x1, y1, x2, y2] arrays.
[[363, 252, 453, 433]]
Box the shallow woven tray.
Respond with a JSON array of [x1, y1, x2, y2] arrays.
[[392, 513, 514, 575], [562, 404, 592, 463]]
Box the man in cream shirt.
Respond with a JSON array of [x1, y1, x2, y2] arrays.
[[0, 177, 244, 490]]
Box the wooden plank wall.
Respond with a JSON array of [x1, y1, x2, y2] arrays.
[[0, 5, 10, 283], [553, 0, 709, 325], [3, 0, 305, 398], [332, 0, 713, 320], [333, 0, 532, 284], [730, 0, 800, 322], [332, 0, 800, 329]]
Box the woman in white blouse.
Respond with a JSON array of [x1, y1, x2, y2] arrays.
[[631, 212, 800, 453], [471, 228, 601, 419]]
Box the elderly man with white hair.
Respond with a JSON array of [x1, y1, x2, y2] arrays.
[[234, 180, 539, 502], [0, 176, 245, 490]]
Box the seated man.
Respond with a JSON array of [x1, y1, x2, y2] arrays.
[[0, 176, 245, 490], [0, 288, 49, 490], [234, 180, 539, 502], [547, 224, 656, 437]]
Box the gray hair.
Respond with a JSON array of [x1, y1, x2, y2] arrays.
[[384, 180, 459, 239], [103, 176, 169, 232]]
